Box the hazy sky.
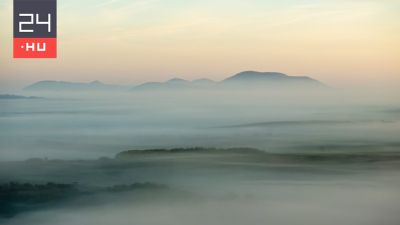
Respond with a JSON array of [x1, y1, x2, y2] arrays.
[[0, 0, 399, 89]]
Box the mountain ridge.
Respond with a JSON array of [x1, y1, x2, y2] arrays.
[[0, 94, 44, 100], [223, 71, 322, 86], [23, 71, 325, 91]]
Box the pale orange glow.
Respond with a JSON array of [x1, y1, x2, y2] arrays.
[[0, 0, 399, 89]]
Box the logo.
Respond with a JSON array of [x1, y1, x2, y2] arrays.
[[13, 0, 57, 58]]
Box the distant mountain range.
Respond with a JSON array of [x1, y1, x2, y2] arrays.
[[23, 71, 325, 92], [134, 77, 217, 91]]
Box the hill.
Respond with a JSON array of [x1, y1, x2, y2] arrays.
[[221, 71, 323, 87]]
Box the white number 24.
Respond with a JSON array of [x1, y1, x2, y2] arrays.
[[19, 13, 51, 33]]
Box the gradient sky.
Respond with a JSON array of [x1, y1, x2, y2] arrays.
[[0, 0, 399, 89]]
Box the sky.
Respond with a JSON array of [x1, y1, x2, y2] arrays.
[[0, 0, 399, 90]]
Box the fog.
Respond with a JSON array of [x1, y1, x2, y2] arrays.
[[1, 151, 400, 225], [1, 88, 400, 225], [0, 89, 399, 160], [3, 185, 400, 225]]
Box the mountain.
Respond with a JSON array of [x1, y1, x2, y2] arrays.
[[192, 78, 216, 86], [23, 71, 324, 92], [135, 78, 190, 91], [221, 71, 323, 87], [24, 80, 127, 91], [133, 71, 323, 91], [133, 78, 216, 91]]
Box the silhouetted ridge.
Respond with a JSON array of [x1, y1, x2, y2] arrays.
[[224, 71, 289, 81], [116, 147, 263, 158], [221, 71, 323, 86], [115, 147, 400, 163], [23, 70, 325, 92]]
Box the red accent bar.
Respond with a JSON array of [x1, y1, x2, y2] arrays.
[[13, 38, 57, 58]]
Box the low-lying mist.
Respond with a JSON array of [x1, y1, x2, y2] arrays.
[[3, 186, 400, 225], [1, 149, 400, 225], [1, 88, 399, 225], [0, 88, 399, 160]]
